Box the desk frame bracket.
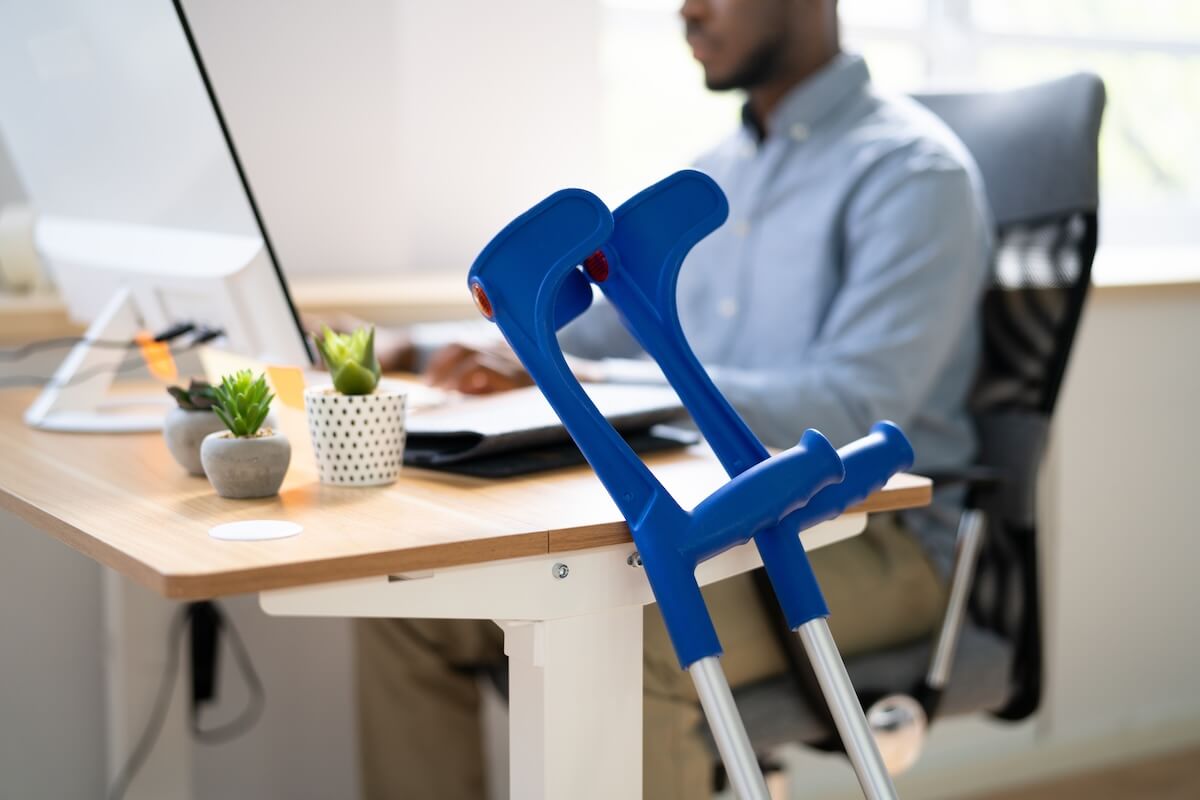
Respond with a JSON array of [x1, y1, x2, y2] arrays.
[[258, 514, 864, 622]]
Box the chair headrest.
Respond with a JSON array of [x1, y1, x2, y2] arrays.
[[913, 72, 1106, 227]]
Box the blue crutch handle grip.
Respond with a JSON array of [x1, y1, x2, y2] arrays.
[[783, 421, 915, 534], [757, 421, 914, 630], [683, 430, 843, 565]]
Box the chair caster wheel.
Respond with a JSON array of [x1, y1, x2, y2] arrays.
[[866, 693, 928, 775]]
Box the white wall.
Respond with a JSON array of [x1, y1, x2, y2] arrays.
[[189, 596, 359, 800], [0, 342, 356, 799], [0, 513, 360, 800], [1043, 282, 1200, 741], [0, 513, 107, 800]]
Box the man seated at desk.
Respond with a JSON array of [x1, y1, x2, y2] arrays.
[[358, 0, 991, 797]]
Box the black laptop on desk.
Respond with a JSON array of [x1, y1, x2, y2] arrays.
[[403, 383, 697, 477]]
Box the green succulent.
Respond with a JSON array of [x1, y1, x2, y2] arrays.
[[211, 370, 274, 438], [167, 379, 217, 411], [312, 324, 381, 396]]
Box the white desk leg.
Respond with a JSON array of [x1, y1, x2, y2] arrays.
[[102, 572, 192, 800], [259, 519, 866, 799], [500, 605, 643, 800]]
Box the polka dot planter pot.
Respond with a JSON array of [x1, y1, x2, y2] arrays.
[[304, 386, 407, 486]]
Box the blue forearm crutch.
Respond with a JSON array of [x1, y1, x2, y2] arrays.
[[467, 170, 906, 800]]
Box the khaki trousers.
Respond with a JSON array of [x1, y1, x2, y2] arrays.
[[355, 514, 946, 800]]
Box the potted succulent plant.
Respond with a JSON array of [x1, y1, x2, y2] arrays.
[[164, 379, 226, 476], [306, 325, 406, 486], [200, 370, 291, 499]]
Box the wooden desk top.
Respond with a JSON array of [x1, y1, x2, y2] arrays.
[[0, 387, 930, 600]]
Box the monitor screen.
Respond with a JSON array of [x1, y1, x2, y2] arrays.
[[0, 0, 309, 362]]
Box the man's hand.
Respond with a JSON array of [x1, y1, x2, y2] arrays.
[[425, 342, 604, 394], [425, 343, 533, 394]]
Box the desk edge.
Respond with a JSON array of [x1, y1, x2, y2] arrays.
[[1, 473, 931, 600]]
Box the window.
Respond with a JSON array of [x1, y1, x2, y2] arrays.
[[600, 0, 1200, 246]]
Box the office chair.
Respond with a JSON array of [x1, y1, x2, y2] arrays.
[[715, 72, 1107, 780]]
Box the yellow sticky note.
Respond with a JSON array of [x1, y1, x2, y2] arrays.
[[266, 365, 307, 410]]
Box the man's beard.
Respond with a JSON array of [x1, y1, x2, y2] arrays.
[[706, 31, 787, 91]]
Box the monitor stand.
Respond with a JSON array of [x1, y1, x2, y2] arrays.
[[24, 287, 169, 433]]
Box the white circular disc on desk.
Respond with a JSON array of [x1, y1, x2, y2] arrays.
[[209, 520, 303, 541]]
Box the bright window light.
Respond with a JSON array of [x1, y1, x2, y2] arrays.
[[599, 0, 1200, 246]]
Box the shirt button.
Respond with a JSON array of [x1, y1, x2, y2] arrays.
[[732, 220, 751, 237], [790, 122, 810, 142], [717, 298, 738, 318]]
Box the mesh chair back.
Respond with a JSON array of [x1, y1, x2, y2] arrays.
[[977, 212, 1097, 415], [914, 73, 1105, 720]]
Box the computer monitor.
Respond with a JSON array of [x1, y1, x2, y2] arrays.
[[0, 0, 311, 432]]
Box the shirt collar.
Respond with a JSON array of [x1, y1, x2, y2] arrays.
[[741, 52, 871, 142]]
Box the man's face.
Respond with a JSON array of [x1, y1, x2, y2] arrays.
[[681, 0, 791, 91]]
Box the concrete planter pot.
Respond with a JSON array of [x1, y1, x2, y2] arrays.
[[200, 429, 291, 499], [163, 407, 226, 476], [305, 386, 406, 486]]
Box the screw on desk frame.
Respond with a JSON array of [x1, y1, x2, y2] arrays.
[[626, 551, 643, 568], [552, 563, 570, 579]]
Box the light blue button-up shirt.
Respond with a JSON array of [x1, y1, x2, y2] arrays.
[[561, 54, 993, 573]]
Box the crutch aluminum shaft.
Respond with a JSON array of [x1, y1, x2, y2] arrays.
[[689, 656, 770, 800], [798, 619, 898, 800]]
